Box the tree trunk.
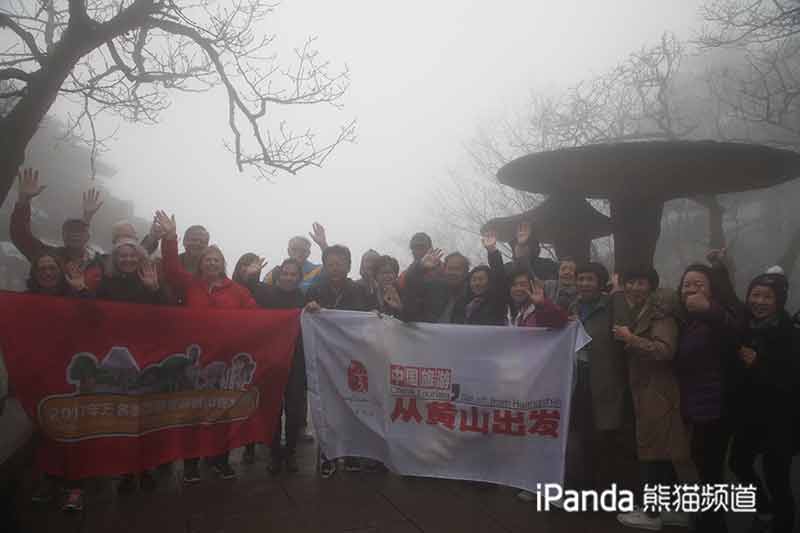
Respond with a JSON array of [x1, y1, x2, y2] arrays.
[[0, 32, 90, 208], [552, 232, 592, 264], [694, 195, 737, 280], [610, 198, 664, 274]]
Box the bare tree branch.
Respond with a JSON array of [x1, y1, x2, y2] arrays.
[[0, 0, 354, 204], [0, 13, 46, 64], [699, 0, 800, 46]]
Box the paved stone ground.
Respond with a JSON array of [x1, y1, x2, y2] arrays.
[[14, 439, 800, 533]]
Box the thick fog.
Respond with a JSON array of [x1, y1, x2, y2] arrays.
[[40, 0, 703, 269]]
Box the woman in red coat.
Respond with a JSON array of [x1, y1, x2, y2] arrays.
[[155, 211, 256, 483], [508, 267, 569, 328]]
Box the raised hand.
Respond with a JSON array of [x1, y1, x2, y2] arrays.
[[421, 248, 443, 271], [309, 222, 328, 250], [481, 230, 497, 252], [685, 292, 711, 313], [516, 221, 531, 246], [139, 261, 159, 291], [706, 248, 727, 268], [154, 211, 177, 238], [82, 188, 104, 223], [149, 218, 166, 241], [528, 280, 546, 306], [17, 168, 46, 203], [383, 285, 403, 311], [243, 257, 268, 280], [64, 262, 87, 292], [738, 346, 757, 368]]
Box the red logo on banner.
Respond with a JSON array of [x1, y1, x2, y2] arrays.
[[348, 360, 369, 393], [38, 345, 261, 441]]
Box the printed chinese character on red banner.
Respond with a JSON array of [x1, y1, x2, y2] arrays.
[[492, 409, 526, 436], [419, 368, 435, 388], [426, 401, 457, 430], [528, 409, 560, 438], [459, 406, 489, 434], [432, 368, 451, 390], [390, 398, 423, 423]]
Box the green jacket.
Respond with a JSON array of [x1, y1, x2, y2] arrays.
[[570, 294, 627, 431]]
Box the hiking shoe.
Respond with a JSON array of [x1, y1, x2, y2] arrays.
[[117, 474, 137, 493], [319, 458, 336, 479], [31, 478, 57, 503], [140, 470, 157, 492], [284, 454, 299, 473], [183, 463, 201, 484], [243, 444, 256, 465], [213, 462, 236, 480], [61, 489, 84, 512], [267, 456, 283, 475], [344, 457, 362, 472], [617, 510, 663, 531]]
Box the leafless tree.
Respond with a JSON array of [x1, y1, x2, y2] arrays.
[[431, 33, 699, 263], [700, 0, 800, 274], [0, 0, 355, 205], [699, 0, 800, 45]]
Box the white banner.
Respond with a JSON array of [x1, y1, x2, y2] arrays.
[[301, 310, 590, 492]]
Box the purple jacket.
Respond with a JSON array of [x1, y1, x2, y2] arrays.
[[675, 301, 744, 422]]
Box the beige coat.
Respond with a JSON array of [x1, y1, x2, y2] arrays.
[[612, 291, 694, 477]]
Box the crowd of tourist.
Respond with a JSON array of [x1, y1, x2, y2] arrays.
[[3, 168, 800, 533]]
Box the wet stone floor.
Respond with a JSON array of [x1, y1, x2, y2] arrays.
[[13, 439, 798, 533]]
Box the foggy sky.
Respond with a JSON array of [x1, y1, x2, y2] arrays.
[[51, 0, 704, 271]]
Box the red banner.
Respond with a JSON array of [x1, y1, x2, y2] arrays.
[[0, 291, 300, 479]]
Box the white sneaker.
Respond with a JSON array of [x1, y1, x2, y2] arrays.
[[517, 490, 537, 502], [662, 511, 689, 528], [617, 510, 663, 531]]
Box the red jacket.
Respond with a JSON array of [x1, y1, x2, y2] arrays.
[[161, 237, 256, 309], [11, 202, 103, 291], [511, 298, 569, 328]]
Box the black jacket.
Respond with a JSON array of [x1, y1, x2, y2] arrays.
[[249, 282, 305, 310], [452, 249, 508, 326], [95, 274, 164, 305], [734, 311, 800, 420], [404, 262, 464, 323], [305, 278, 374, 311]]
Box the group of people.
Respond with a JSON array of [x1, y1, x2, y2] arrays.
[[4, 168, 800, 533]]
